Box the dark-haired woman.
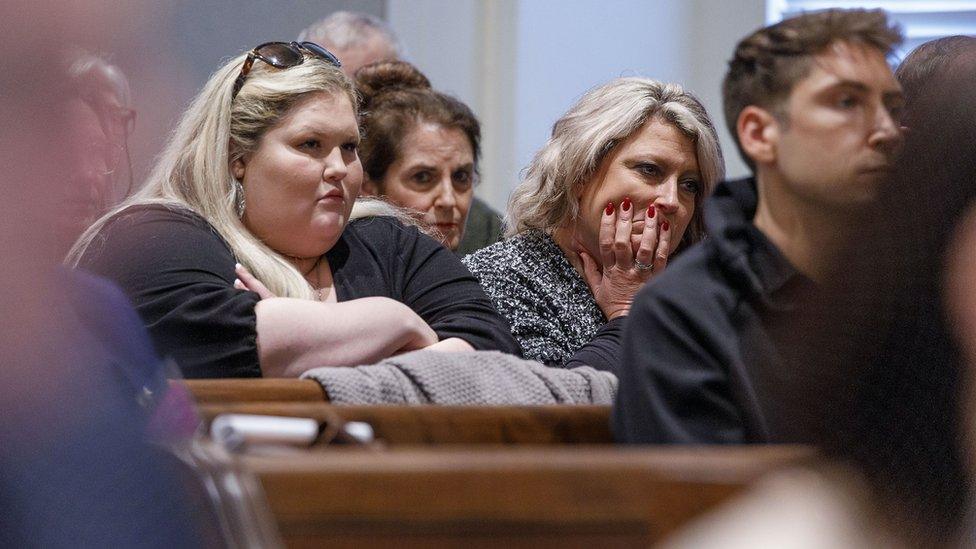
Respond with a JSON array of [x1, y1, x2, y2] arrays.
[[356, 60, 479, 252]]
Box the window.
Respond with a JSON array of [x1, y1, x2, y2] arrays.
[[766, 1, 976, 60]]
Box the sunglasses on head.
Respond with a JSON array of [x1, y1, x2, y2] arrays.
[[231, 41, 342, 100]]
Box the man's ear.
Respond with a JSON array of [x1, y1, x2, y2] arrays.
[[230, 157, 246, 181], [737, 105, 780, 166]]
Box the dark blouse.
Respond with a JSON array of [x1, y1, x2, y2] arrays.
[[78, 205, 520, 378]]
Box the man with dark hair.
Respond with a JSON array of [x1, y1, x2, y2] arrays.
[[613, 9, 905, 443]]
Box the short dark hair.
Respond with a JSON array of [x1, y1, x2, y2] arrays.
[[355, 60, 480, 188], [722, 9, 902, 170], [896, 35, 976, 118]]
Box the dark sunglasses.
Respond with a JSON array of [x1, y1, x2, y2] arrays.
[[231, 41, 342, 100]]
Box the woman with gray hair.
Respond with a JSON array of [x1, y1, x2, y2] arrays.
[[463, 77, 723, 368]]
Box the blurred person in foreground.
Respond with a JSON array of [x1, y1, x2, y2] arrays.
[[614, 9, 905, 443], [299, 10, 504, 255], [357, 60, 480, 252], [463, 77, 723, 368], [663, 40, 976, 549], [0, 3, 202, 545], [68, 41, 518, 379]]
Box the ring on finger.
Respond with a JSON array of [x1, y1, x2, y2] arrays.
[[634, 258, 655, 272]]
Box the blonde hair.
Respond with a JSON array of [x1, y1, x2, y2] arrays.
[[507, 77, 724, 250], [66, 49, 363, 299]]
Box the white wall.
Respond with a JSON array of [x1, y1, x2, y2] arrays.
[[388, 0, 766, 211]]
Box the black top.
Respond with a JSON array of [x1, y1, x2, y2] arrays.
[[78, 205, 520, 378], [612, 178, 814, 444]]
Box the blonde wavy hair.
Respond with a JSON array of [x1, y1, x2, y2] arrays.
[[66, 48, 395, 299], [507, 77, 724, 250]]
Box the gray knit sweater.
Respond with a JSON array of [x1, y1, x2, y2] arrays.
[[301, 350, 617, 405], [462, 230, 605, 367]]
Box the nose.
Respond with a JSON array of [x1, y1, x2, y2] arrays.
[[432, 178, 456, 210], [322, 147, 349, 183], [868, 105, 903, 155], [654, 177, 681, 216]]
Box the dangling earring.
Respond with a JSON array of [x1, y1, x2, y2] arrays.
[[233, 179, 246, 217]]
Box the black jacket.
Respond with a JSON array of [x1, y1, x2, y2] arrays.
[[612, 177, 812, 443]]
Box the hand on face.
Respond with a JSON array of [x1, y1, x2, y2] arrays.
[[576, 117, 700, 266], [368, 123, 475, 250], [578, 197, 672, 320], [234, 92, 363, 259]]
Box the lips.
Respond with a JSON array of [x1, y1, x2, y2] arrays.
[[317, 190, 344, 205]]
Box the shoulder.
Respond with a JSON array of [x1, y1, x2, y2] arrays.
[[344, 215, 429, 250], [628, 239, 745, 344], [462, 231, 550, 276], [78, 203, 237, 285]]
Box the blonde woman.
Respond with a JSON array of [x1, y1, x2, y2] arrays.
[[463, 78, 723, 367], [67, 41, 519, 378]]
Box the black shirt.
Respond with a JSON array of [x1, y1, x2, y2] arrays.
[[612, 178, 813, 443], [79, 205, 520, 378]]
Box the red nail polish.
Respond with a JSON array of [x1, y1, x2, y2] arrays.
[[662, 220, 670, 231], [605, 202, 614, 215], [647, 205, 655, 218], [621, 197, 631, 212]]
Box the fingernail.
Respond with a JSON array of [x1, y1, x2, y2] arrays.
[[648, 205, 655, 218], [235, 263, 243, 270], [233, 278, 243, 288], [605, 202, 614, 215], [621, 197, 631, 212], [662, 220, 670, 231]]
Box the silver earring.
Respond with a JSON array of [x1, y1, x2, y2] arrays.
[[233, 179, 245, 217]]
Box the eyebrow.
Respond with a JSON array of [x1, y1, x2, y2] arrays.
[[625, 153, 700, 175], [406, 162, 475, 172], [823, 79, 904, 100], [293, 125, 360, 142]]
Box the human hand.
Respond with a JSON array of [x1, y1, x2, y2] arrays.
[[233, 263, 276, 300], [579, 197, 671, 320]]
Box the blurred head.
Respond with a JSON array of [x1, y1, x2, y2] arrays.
[[357, 61, 480, 250], [68, 42, 359, 299], [724, 9, 904, 208], [896, 35, 976, 123], [507, 77, 722, 260], [776, 57, 976, 546], [298, 11, 401, 78]]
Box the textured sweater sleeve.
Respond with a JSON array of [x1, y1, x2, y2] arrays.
[[77, 206, 261, 378]]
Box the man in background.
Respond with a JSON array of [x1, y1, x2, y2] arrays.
[[613, 9, 905, 444], [299, 11, 504, 254]]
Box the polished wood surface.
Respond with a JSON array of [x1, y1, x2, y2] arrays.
[[199, 402, 613, 445], [244, 445, 813, 548], [182, 379, 327, 403]]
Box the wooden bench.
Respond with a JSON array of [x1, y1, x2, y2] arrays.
[[199, 402, 613, 445], [244, 445, 812, 548], [183, 379, 327, 403]]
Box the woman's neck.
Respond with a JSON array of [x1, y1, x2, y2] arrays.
[[551, 225, 587, 276]]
